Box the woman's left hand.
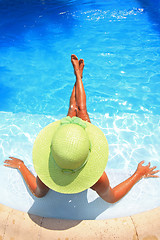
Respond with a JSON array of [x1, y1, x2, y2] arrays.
[[136, 160, 160, 179]]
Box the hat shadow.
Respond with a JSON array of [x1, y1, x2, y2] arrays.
[[48, 151, 80, 187], [28, 188, 111, 230]]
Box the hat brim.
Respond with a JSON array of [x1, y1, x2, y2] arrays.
[[32, 120, 109, 194]]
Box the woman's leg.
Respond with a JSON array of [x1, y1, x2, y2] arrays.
[[67, 84, 77, 117], [67, 57, 85, 118], [71, 54, 91, 122]]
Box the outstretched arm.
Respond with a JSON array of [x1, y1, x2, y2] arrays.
[[4, 157, 49, 198], [91, 161, 160, 203]]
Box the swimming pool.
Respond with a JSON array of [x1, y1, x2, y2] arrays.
[[0, 0, 160, 220]]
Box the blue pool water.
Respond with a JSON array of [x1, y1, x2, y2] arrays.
[[0, 0, 160, 219]]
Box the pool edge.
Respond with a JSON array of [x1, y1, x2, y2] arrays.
[[0, 204, 160, 239]]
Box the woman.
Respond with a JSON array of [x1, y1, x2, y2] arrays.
[[4, 54, 159, 203]]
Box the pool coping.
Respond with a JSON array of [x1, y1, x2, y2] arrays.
[[0, 204, 160, 240]]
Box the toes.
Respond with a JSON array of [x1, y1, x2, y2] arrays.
[[71, 54, 78, 60], [79, 59, 84, 65]]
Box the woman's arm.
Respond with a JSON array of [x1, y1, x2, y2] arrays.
[[91, 161, 160, 203], [4, 157, 49, 198]]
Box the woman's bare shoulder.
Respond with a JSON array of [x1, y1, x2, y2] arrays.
[[90, 171, 110, 194]]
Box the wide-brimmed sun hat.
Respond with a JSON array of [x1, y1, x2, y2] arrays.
[[32, 116, 109, 194]]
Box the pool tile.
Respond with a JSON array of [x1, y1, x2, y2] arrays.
[[131, 207, 160, 240]]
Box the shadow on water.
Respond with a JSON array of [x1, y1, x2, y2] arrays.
[[28, 188, 111, 230], [15, 166, 111, 228], [137, 0, 160, 34], [0, 0, 77, 48]]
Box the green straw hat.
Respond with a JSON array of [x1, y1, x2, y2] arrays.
[[32, 116, 109, 194]]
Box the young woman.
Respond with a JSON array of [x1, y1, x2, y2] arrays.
[[4, 54, 159, 203]]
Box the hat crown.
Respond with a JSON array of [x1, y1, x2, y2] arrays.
[[51, 123, 90, 171]]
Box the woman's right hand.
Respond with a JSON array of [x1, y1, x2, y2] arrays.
[[4, 157, 24, 170], [136, 160, 160, 179]]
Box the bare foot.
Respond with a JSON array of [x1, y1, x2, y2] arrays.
[[79, 59, 84, 78], [71, 54, 80, 75]]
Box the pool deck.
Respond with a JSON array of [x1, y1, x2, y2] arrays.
[[0, 204, 160, 240]]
